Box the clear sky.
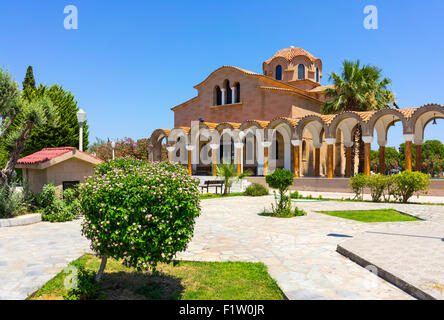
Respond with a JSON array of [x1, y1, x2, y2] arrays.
[[0, 0, 443, 149]]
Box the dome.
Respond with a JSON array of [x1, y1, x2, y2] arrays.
[[264, 47, 320, 64]]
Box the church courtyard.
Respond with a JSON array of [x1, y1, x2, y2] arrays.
[[1, 194, 443, 300]]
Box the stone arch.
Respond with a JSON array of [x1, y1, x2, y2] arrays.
[[328, 112, 366, 144], [267, 121, 292, 171], [295, 115, 327, 145], [367, 109, 409, 138], [150, 129, 170, 161], [410, 104, 444, 144]]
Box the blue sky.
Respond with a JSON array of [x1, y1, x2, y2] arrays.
[[0, 0, 443, 149]]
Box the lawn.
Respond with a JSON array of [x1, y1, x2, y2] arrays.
[[316, 209, 421, 222], [29, 254, 285, 300], [200, 192, 245, 199]]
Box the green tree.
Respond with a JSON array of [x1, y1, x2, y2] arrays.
[[0, 68, 58, 186], [22, 66, 36, 90], [321, 60, 395, 174], [22, 84, 89, 156], [216, 162, 252, 195]]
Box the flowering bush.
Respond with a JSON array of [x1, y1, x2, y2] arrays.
[[423, 155, 443, 178], [80, 159, 201, 277], [370, 158, 402, 174]]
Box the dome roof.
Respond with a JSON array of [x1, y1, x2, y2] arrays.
[[264, 47, 320, 64]]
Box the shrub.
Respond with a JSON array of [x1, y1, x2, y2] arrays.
[[367, 174, 391, 202], [244, 183, 269, 196], [393, 171, 431, 203], [0, 183, 24, 218], [63, 266, 100, 300], [79, 159, 201, 280], [266, 169, 294, 216], [38, 183, 58, 209], [39, 184, 81, 222], [290, 191, 303, 199], [349, 174, 367, 200]]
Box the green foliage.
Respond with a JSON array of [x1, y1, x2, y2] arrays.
[[349, 171, 431, 203], [366, 174, 393, 202], [349, 173, 367, 200], [22, 66, 36, 92], [290, 191, 304, 199], [94, 157, 145, 175], [423, 155, 444, 177], [63, 266, 99, 300], [0, 183, 24, 218], [21, 84, 89, 157], [265, 169, 294, 193], [266, 169, 294, 216], [321, 60, 394, 114], [39, 184, 81, 222], [216, 162, 252, 195], [80, 159, 201, 272], [244, 183, 269, 196], [393, 171, 431, 203]]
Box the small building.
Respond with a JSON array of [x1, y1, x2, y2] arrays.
[[16, 147, 102, 193]]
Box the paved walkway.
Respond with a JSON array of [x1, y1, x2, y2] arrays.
[[176, 196, 444, 299], [0, 220, 91, 300], [1, 195, 443, 300]]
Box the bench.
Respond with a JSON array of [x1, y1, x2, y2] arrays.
[[200, 180, 225, 194]]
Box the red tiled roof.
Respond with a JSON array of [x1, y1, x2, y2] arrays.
[[264, 47, 320, 64], [17, 147, 100, 165]]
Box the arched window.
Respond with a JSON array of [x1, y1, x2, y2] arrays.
[[235, 82, 240, 103], [298, 64, 305, 80], [316, 68, 319, 82], [214, 86, 222, 105], [224, 80, 232, 105], [275, 65, 282, 80]]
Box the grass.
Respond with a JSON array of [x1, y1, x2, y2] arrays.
[[316, 209, 421, 222], [200, 192, 245, 199], [29, 254, 285, 300]]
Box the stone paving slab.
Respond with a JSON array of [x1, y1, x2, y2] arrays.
[[338, 222, 444, 300], [0, 219, 91, 300]]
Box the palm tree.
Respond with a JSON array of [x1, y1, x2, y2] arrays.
[[216, 162, 252, 195], [321, 60, 395, 174]]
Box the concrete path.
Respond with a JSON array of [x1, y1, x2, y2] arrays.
[[0, 220, 91, 300]]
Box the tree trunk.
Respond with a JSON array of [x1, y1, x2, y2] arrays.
[[0, 123, 33, 187], [350, 125, 364, 175], [95, 255, 108, 282]]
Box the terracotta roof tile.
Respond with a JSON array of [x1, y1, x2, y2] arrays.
[[264, 47, 320, 64], [17, 147, 101, 165]]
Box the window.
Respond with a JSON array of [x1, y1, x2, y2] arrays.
[[275, 140, 279, 160], [235, 82, 240, 103], [298, 64, 305, 80], [275, 65, 282, 80], [63, 181, 79, 191], [225, 80, 232, 104], [316, 68, 319, 82], [214, 86, 222, 105]]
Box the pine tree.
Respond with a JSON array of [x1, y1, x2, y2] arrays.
[[22, 66, 36, 90]]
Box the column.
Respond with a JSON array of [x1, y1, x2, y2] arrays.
[[362, 136, 373, 175], [404, 134, 414, 172], [378, 143, 386, 174], [186, 145, 195, 175], [344, 142, 353, 177], [415, 142, 423, 172], [210, 143, 219, 176], [291, 140, 301, 178], [314, 143, 322, 177], [221, 88, 226, 105], [262, 142, 271, 176], [231, 87, 236, 104], [234, 142, 244, 176], [166, 146, 175, 162], [325, 138, 336, 179]]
